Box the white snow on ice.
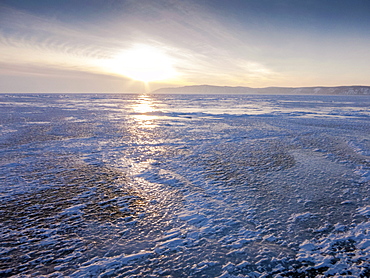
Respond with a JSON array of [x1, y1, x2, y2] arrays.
[[0, 93, 369, 277]]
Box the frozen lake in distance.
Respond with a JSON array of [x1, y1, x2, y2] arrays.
[[0, 93, 370, 277]]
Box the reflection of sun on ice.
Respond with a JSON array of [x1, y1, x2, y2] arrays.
[[132, 95, 158, 127], [133, 95, 153, 114], [104, 45, 177, 82]]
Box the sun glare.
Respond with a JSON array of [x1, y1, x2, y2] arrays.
[[105, 45, 177, 82], [131, 95, 158, 128]]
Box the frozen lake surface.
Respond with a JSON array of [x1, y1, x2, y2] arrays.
[[1, 93, 370, 277]]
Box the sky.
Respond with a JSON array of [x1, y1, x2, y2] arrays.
[[1, 0, 370, 93]]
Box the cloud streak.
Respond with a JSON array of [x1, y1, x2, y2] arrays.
[[0, 0, 369, 92], [0, 1, 278, 86]]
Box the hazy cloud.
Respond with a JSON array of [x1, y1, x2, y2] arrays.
[[0, 0, 369, 91]]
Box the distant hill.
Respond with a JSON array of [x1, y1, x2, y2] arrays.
[[152, 85, 370, 95]]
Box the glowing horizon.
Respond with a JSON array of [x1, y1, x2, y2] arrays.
[[0, 0, 370, 92]]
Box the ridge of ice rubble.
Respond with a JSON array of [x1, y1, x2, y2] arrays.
[[296, 221, 370, 277], [70, 251, 153, 277]]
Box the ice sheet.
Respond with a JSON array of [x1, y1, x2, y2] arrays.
[[0, 93, 369, 277]]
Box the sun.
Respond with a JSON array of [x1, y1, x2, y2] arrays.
[[104, 45, 177, 82]]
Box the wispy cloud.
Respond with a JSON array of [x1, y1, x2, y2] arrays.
[[0, 0, 276, 87], [1, 0, 369, 91]]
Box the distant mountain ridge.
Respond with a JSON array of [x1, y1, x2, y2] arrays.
[[152, 85, 370, 95]]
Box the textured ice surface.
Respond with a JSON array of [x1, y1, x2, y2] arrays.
[[0, 94, 369, 277]]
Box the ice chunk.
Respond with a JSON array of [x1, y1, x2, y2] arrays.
[[354, 166, 370, 183], [289, 212, 314, 222], [60, 204, 86, 216], [357, 206, 370, 218]]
